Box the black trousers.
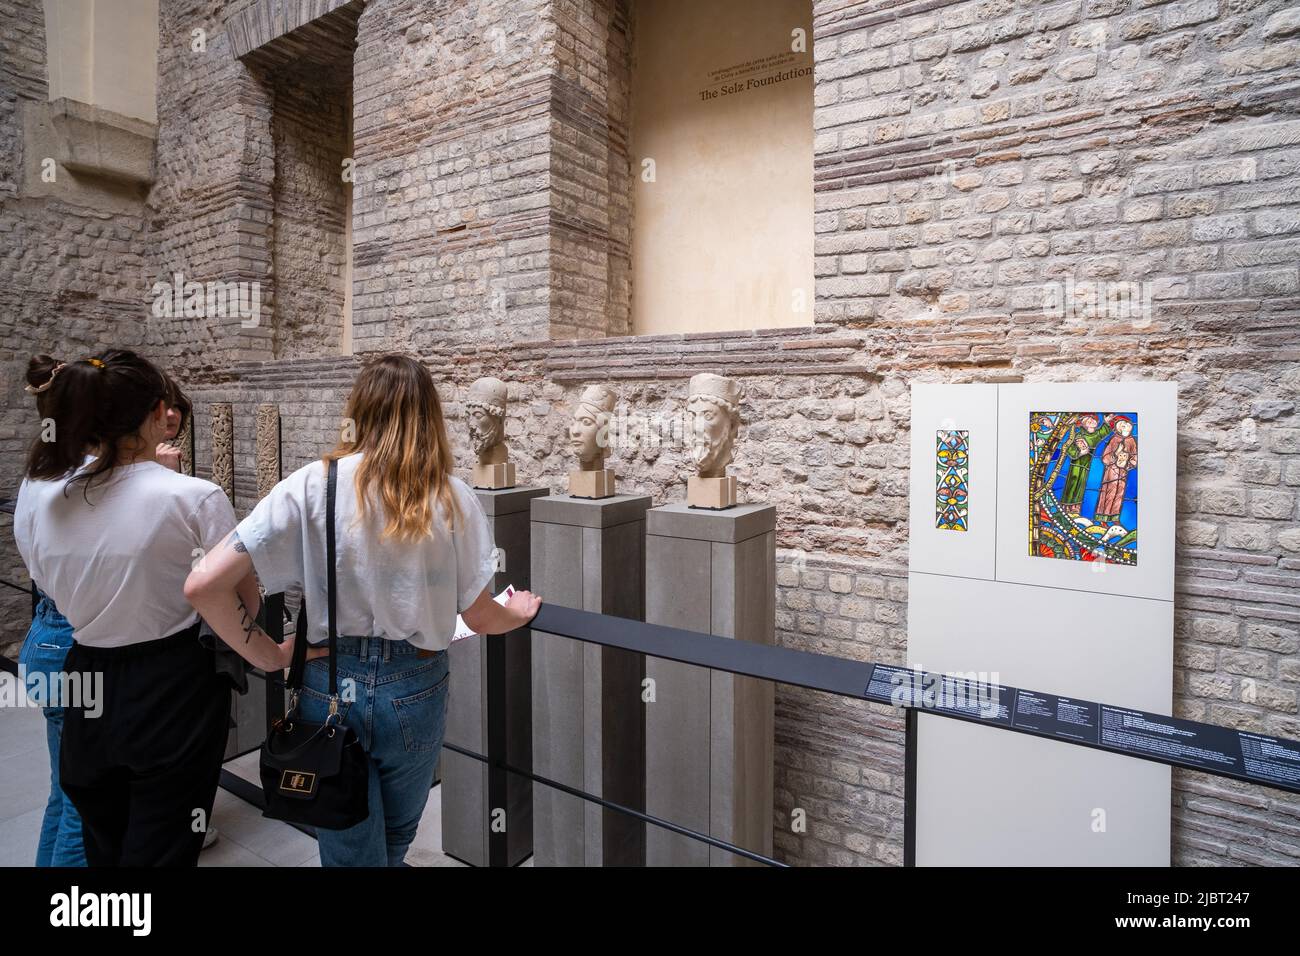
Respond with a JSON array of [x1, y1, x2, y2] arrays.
[[60, 625, 230, 867]]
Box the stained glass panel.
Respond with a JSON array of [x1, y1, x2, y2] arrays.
[[1029, 411, 1138, 565], [936, 429, 969, 531]]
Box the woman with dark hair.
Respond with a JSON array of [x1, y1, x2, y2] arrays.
[[15, 355, 86, 867], [13, 349, 294, 866], [186, 353, 541, 866], [157, 374, 192, 473]]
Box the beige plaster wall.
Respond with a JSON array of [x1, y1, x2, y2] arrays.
[[631, 0, 814, 334], [43, 0, 158, 123]]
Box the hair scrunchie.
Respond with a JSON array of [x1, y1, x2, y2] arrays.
[[24, 363, 66, 394]]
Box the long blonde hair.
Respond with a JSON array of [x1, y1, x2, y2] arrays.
[[325, 354, 459, 541]]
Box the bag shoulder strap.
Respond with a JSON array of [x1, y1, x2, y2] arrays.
[[286, 594, 309, 691], [284, 458, 340, 696], [325, 457, 338, 696]]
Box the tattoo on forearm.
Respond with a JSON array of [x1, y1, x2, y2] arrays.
[[232, 531, 248, 554], [237, 596, 263, 644]]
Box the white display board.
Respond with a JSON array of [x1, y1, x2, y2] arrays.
[[908, 384, 997, 579], [907, 382, 1177, 866]]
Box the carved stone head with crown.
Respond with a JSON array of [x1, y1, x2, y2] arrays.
[[687, 373, 742, 479]]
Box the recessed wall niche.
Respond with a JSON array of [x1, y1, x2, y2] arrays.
[[238, 1, 359, 360], [266, 58, 353, 359], [630, 0, 814, 335]]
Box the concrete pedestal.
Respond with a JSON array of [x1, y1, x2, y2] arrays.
[[442, 485, 548, 867], [530, 493, 651, 866], [644, 502, 776, 866]]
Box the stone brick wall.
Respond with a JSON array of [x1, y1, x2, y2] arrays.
[[549, 0, 633, 338], [2, 0, 1297, 866], [810, 0, 1300, 865], [109, 0, 1300, 868], [269, 61, 350, 359], [0, 0, 42, 201], [143, 0, 638, 354], [812, 0, 1300, 328], [774, 554, 910, 865], [146, 0, 274, 370], [0, 0, 155, 653], [184, 359, 358, 517], [177, 298, 1299, 865], [347, 0, 557, 352]]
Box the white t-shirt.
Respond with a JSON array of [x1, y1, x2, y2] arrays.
[[14, 461, 237, 647], [236, 453, 496, 651]]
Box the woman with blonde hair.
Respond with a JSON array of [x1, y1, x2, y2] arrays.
[[186, 353, 540, 866]]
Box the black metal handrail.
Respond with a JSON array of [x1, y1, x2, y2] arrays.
[[224, 598, 1300, 867], [14, 581, 1288, 868], [531, 603, 1300, 798], [438, 740, 787, 867]]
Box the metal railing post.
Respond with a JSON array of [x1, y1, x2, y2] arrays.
[[903, 706, 917, 867], [486, 628, 509, 867]]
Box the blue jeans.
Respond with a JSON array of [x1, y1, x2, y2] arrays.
[[17, 596, 86, 867], [298, 638, 450, 866]]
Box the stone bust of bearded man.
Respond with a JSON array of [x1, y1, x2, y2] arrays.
[[467, 377, 510, 467], [687, 372, 742, 479]]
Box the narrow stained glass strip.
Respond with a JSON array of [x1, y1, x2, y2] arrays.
[[935, 429, 969, 531]]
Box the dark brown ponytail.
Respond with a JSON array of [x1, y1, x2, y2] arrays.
[[24, 349, 170, 493]]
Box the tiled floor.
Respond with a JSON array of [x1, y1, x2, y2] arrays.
[[0, 671, 499, 868], [0, 675, 53, 868]]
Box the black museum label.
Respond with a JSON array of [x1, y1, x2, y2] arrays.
[[864, 664, 1300, 794]]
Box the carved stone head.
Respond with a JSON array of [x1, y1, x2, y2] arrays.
[[687, 373, 741, 479], [466, 376, 508, 463], [569, 384, 618, 471]]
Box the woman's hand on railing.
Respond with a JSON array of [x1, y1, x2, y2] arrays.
[[504, 589, 542, 628], [462, 586, 541, 635]]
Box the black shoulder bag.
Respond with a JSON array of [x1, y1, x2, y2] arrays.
[[259, 458, 369, 830]]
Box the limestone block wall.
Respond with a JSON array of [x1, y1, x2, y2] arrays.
[[1, 0, 1296, 866], [113, 0, 1300, 866], [150, 0, 635, 359], [809, 0, 1300, 864], [178, 300, 1300, 866], [548, 0, 633, 339], [146, 0, 273, 371], [346, 0, 557, 352], [0, 0, 156, 653], [269, 62, 350, 360], [181, 361, 356, 518]]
